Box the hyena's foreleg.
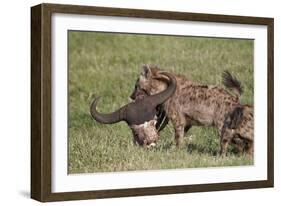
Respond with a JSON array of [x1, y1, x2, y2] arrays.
[[220, 136, 231, 156], [171, 113, 186, 147], [219, 123, 232, 156]]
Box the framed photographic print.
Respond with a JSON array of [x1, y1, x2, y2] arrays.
[[31, 3, 274, 202]]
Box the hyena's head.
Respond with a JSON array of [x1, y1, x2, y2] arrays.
[[130, 65, 168, 100]]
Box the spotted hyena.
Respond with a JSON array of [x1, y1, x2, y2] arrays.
[[131, 65, 252, 155], [221, 105, 254, 156]]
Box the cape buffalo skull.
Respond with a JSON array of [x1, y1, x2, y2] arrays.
[[90, 72, 176, 147]]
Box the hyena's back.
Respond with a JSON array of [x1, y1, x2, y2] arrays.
[[164, 75, 240, 129]]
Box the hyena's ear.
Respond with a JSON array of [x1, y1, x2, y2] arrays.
[[141, 65, 152, 79]]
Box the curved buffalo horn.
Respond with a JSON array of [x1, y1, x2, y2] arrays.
[[90, 72, 177, 125], [145, 72, 177, 107], [90, 97, 126, 124]]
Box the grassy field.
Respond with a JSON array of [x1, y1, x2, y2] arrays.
[[68, 31, 254, 174]]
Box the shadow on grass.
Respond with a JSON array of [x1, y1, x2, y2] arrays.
[[186, 143, 218, 156], [155, 141, 219, 156], [153, 140, 219, 156], [186, 143, 242, 156], [160, 142, 174, 150]]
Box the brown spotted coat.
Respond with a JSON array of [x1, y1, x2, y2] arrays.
[[131, 65, 252, 155], [221, 105, 254, 156]]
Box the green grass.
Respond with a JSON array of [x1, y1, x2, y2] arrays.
[[68, 31, 254, 174]]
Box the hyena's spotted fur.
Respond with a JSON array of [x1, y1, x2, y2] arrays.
[[131, 65, 250, 155], [221, 105, 254, 156]]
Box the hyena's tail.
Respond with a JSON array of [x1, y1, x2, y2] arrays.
[[222, 71, 243, 99]]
